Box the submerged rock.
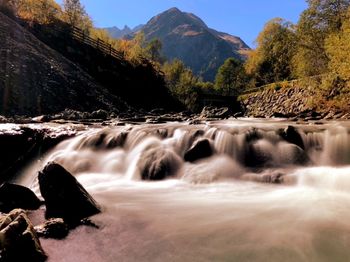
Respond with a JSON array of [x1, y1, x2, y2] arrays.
[[0, 209, 47, 261], [138, 147, 182, 180], [38, 162, 101, 223], [0, 183, 42, 213], [35, 218, 69, 240], [184, 139, 213, 162], [245, 141, 273, 168]]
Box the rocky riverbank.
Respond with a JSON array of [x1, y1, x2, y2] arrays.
[[240, 83, 350, 120]]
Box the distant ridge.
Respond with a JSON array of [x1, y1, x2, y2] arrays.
[[104, 24, 144, 39]]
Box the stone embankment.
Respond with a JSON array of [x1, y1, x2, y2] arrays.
[[240, 82, 350, 120]]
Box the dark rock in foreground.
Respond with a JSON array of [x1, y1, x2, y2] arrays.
[[35, 218, 69, 240], [138, 147, 182, 180], [0, 183, 42, 213], [184, 139, 213, 162], [38, 162, 101, 223], [0, 209, 46, 261]]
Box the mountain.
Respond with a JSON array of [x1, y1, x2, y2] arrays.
[[104, 25, 143, 39], [127, 7, 250, 81]]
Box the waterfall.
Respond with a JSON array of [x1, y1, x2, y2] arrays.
[[11, 120, 350, 262], [16, 121, 350, 188]]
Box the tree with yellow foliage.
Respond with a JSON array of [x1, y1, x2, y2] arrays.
[[245, 18, 297, 87], [293, 0, 350, 77], [326, 9, 350, 82], [62, 0, 92, 32], [1, 0, 61, 24]]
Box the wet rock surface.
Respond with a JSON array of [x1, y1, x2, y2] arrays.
[[0, 183, 42, 213], [0, 125, 77, 182], [199, 106, 233, 119], [0, 209, 47, 261], [38, 162, 101, 223], [35, 218, 69, 240], [279, 126, 305, 150], [184, 139, 213, 162], [138, 147, 182, 180]]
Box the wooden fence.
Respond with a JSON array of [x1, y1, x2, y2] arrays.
[[69, 26, 124, 60]]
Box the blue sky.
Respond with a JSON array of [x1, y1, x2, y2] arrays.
[[55, 0, 308, 47]]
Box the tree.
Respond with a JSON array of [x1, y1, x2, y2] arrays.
[[325, 8, 350, 83], [293, 0, 350, 77], [245, 18, 297, 86], [1, 0, 61, 23], [162, 59, 200, 110], [62, 0, 92, 32], [145, 38, 163, 64], [215, 58, 247, 95]]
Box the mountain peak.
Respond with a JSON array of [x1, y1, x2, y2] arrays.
[[166, 7, 182, 13], [141, 8, 250, 81]]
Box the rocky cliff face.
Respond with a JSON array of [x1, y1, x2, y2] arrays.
[[0, 12, 128, 116], [130, 7, 250, 81]]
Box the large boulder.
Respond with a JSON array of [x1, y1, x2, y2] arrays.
[[0, 209, 47, 261], [38, 162, 101, 223], [138, 147, 182, 180], [0, 183, 42, 213], [184, 139, 213, 162]]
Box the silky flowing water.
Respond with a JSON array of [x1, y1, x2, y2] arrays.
[[13, 119, 350, 261]]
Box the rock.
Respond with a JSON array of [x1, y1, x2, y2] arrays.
[[279, 126, 305, 150], [35, 218, 69, 240], [0, 116, 8, 123], [184, 139, 213, 162], [90, 109, 109, 120], [245, 128, 263, 143], [38, 162, 101, 223], [32, 115, 51, 123], [105, 132, 128, 149], [0, 209, 47, 261], [138, 147, 182, 180], [272, 112, 289, 118], [0, 183, 42, 213], [245, 141, 273, 168], [200, 106, 232, 119], [279, 143, 310, 165], [261, 172, 284, 184]]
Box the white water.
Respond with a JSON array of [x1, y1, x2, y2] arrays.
[[16, 120, 350, 261]]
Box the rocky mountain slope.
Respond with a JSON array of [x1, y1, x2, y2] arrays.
[[125, 7, 250, 81], [0, 12, 128, 116]]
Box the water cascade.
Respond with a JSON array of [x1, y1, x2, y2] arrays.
[[14, 120, 350, 261]]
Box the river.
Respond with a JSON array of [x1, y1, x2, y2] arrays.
[[13, 119, 350, 261]]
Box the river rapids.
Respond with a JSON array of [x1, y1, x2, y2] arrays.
[[12, 119, 350, 261]]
